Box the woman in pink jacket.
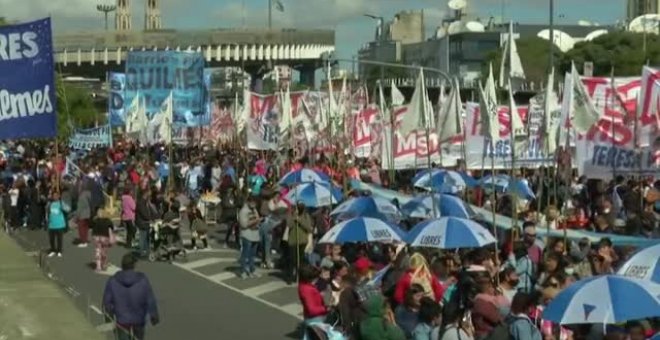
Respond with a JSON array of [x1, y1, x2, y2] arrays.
[[121, 188, 136, 249]]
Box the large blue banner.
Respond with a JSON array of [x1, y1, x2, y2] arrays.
[[124, 51, 206, 127], [108, 72, 126, 126], [0, 18, 57, 139]]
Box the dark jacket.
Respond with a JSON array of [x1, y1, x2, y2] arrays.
[[135, 198, 155, 230], [103, 270, 159, 326]]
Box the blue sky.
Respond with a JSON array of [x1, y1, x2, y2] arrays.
[[3, 0, 626, 63]]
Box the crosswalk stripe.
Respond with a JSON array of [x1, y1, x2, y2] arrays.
[[179, 257, 232, 269], [280, 302, 302, 317], [172, 262, 303, 320], [243, 281, 290, 296], [208, 272, 236, 282], [95, 264, 121, 276]]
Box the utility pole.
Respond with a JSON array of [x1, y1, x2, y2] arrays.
[[96, 3, 117, 31], [548, 0, 555, 71], [268, 0, 272, 29]]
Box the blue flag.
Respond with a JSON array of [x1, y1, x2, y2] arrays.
[[0, 18, 57, 139]]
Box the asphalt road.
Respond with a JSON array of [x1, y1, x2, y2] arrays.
[[10, 222, 304, 340]]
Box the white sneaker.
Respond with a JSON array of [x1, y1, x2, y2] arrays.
[[57, 253, 62, 257], [47, 252, 56, 257], [77, 243, 88, 248]]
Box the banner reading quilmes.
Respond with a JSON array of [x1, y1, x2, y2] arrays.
[[69, 125, 112, 150], [124, 51, 205, 126], [108, 72, 126, 126], [0, 18, 57, 139]]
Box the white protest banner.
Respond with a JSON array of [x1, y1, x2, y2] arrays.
[[573, 74, 660, 179], [69, 125, 112, 150], [463, 102, 555, 169], [380, 106, 463, 170], [352, 105, 380, 158]]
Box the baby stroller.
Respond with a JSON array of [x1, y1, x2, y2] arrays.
[[148, 219, 187, 263]]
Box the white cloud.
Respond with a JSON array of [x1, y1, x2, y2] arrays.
[[0, 0, 98, 21]]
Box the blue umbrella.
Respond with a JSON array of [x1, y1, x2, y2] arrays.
[[542, 275, 660, 324], [284, 182, 343, 208], [278, 168, 330, 187], [479, 175, 535, 200], [405, 217, 496, 249], [319, 217, 406, 244], [412, 169, 477, 193], [400, 194, 475, 219], [617, 243, 660, 283], [330, 196, 402, 221]]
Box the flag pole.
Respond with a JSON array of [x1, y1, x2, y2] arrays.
[[508, 81, 519, 229]]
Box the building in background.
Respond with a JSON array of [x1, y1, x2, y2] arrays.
[[627, 0, 660, 21], [358, 10, 613, 88]]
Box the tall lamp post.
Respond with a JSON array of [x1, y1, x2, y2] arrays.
[[363, 14, 385, 83], [97, 3, 117, 31], [548, 0, 554, 71]]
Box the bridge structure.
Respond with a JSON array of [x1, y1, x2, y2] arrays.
[[54, 28, 335, 90]]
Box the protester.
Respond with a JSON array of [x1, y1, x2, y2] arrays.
[[238, 195, 261, 278], [75, 180, 93, 247], [46, 190, 67, 257], [103, 253, 159, 340], [121, 187, 136, 249], [286, 201, 312, 283], [359, 294, 406, 340], [91, 206, 115, 272]]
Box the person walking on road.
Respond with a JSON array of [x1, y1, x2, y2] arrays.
[[238, 195, 261, 278], [286, 201, 312, 284], [76, 180, 93, 247], [135, 187, 156, 258], [121, 187, 137, 249], [91, 207, 115, 272], [103, 253, 160, 340], [46, 191, 68, 257]]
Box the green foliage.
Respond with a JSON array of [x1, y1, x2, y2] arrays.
[[482, 36, 563, 86], [364, 64, 410, 88], [559, 31, 660, 76], [55, 76, 101, 140]]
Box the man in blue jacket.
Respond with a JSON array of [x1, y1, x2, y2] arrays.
[[103, 253, 160, 340]]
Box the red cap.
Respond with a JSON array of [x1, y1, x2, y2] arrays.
[[354, 257, 372, 272]]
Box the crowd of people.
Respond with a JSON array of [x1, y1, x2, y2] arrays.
[[1, 139, 658, 339]]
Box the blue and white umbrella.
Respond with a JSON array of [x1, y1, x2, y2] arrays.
[[479, 175, 535, 200], [400, 194, 475, 219], [278, 168, 330, 187], [284, 182, 343, 208], [319, 217, 407, 244], [405, 216, 496, 249], [412, 169, 477, 193], [617, 243, 660, 283], [542, 275, 660, 324], [330, 196, 402, 221]]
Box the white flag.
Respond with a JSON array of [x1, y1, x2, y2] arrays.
[[499, 22, 526, 88], [437, 79, 463, 142], [486, 63, 497, 103], [507, 79, 525, 137], [543, 68, 560, 154], [158, 91, 174, 144], [479, 82, 501, 143], [391, 80, 405, 106], [399, 69, 427, 136], [570, 62, 601, 133]]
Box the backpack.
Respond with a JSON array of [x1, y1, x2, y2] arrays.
[[482, 323, 511, 340]]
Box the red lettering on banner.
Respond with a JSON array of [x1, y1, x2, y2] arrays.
[[393, 131, 439, 158], [353, 106, 378, 144]]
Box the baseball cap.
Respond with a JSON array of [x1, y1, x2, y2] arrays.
[[354, 257, 372, 272]]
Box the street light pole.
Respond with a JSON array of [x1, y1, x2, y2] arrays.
[[364, 14, 385, 84], [268, 0, 272, 29], [96, 4, 117, 31], [548, 0, 554, 71]]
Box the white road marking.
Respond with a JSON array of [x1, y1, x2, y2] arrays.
[[24, 251, 38, 257], [178, 257, 233, 269], [89, 305, 103, 315], [172, 262, 303, 320], [280, 302, 303, 317], [95, 264, 121, 276], [208, 272, 236, 282], [95, 322, 115, 332], [243, 281, 290, 297]]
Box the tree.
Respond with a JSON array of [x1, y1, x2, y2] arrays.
[[364, 64, 411, 89], [482, 36, 563, 87], [55, 76, 102, 140], [559, 31, 660, 77]]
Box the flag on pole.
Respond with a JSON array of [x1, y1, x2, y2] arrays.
[[479, 82, 501, 143], [569, 62, 601, 133], [543, 68, 560, 154], [399, 69, 433, 136], [279, 84, 292, 144], [391, 80, 405, 106], [507, 79, 525, 136], [274, 0, 284, 12], [125, 92, 149, 141], [499, 21, 526, 89], [63, 157, 83, 178], [158, 91, 174, 144], [437, 78, 463, 143]]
